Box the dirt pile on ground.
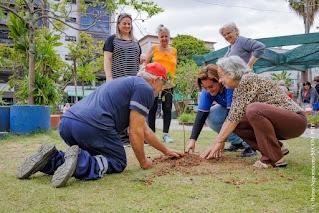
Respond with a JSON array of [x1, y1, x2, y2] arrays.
[[152, 154, 250, 176]]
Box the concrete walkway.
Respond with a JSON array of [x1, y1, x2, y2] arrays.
[[155, 119, 319, 139]]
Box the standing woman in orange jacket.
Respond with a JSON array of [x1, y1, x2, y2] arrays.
[[146, 24, 177, 143]]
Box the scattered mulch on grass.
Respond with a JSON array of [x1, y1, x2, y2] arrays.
[[279, 174, 299, 181], [151, 154, 250, 176], [223, 177, 271, 188], [133, 177, 154, 186]]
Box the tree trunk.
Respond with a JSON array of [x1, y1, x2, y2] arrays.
[[82, 80, 85, 98], [303, 0, 312, 83], [13, 63, 25, 104], [72, 59, 78, 102], [42, 0, 48, 28], [183, 99, 189, 114], [301, 71, 309, 83], [28, 23, 36, 105]]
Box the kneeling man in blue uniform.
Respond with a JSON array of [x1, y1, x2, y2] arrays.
[[17, 62, 184, 188]]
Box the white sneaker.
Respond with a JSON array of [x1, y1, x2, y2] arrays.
[[163, 135, 173, 143]]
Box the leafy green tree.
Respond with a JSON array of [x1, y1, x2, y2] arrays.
[[78, 32, 104, 74], [0, 36, 26, 104], [59, 64, 73, 91], [0, 44, 14, 69], [67, 42, 82, 103], [6, 12, 29, 66], [0, 87, 7, 106], [170, 34, 209, 114], [271, 70, 292, 88], [92, 39, 108, 74], [94, 53, 105, 74], [171, 34, 211, 65], [77, 62, 97, 98], [0, 0, 163, 105], [68, 33, 104, 100], [79, 33, 100, 64], [35, 27, 63, 78], [174, 61, 201, 114]]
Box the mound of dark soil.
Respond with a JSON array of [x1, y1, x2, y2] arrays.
[[152, 154, 250, 176]]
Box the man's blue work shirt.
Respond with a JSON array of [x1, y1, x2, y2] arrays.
[[198, 87, 234, 112], [62, 76, 155, 133]]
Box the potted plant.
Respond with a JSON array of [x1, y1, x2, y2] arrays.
[[0, 87, 10, 133], [10, 72, 61, 134], [6, 25, 63, 134], [308, 115, 319, 128]]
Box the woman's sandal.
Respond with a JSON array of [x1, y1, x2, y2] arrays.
[[281, 145, 289, 156], [273, 162, 287, 168], [253, 160, 272, 168], [253, 160, 287, 169]]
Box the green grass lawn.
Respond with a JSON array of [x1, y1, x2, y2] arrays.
[[0, 129, 317, 212]]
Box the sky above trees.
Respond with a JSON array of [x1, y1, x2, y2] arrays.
[[125, 0, 319, 50]]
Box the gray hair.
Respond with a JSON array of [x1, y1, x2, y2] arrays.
[[156, 24, 170, 37], [115, 13, 136, 41], [278, 80, 285, 86], [219, 22, 240, 36], [216, 56, 251, 81], [137, 68, 158, 81]]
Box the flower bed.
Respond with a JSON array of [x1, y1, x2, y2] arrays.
[[306, 111, 319, 128]]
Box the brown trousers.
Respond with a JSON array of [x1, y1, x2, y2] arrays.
[[234, 103, 307, 164]]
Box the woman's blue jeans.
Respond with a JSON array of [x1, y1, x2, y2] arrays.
[[206, 104, 249, 148]]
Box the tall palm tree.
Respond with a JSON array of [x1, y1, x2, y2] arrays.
[[288, 0, 319, 33], [287, 0, 319, 82]]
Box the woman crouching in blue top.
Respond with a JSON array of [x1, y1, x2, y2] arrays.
[[185, 64, 256, 157]]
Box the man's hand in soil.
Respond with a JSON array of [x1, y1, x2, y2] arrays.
[[164, 149, 185, 158], [140, 158, 152, 170], [200, 141, 225, 159], [185, 139, 196, 154]]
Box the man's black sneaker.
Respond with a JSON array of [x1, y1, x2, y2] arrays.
[[224, 143, 245, 152], [240, 147, 257, 157]]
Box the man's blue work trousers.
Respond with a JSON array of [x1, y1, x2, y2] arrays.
[[41, 117, 127, 180]]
